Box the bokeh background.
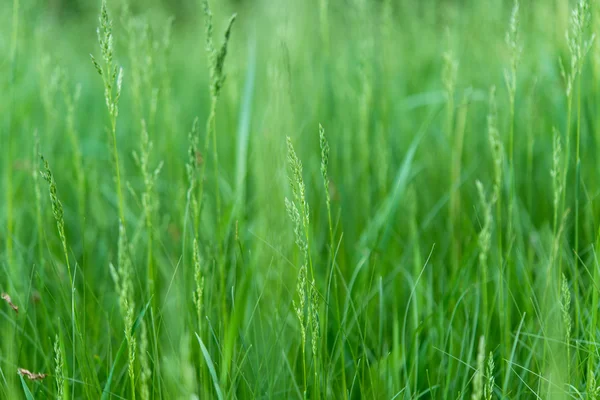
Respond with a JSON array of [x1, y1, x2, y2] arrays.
[[2, 0, 599, 398]]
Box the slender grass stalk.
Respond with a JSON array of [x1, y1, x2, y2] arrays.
[[572, 0, 594, 255], [442, 46, 458, 271], [407, 186, 423, 389], [191, 235, 208, 395], [42, 161, 71, 265], [109, 223, 136, 400], [487, 86, 506, 345], [560, 0, 594, 338], [199, 0, 236, 238], [450, 88, 470, 282], [40, 156, 76, 399], [133, 119, 163, 296], [501, 2, 520, 376], [32, 132, 44, 267], [61, 78, 86, 223], [526, 79, 537, 267], [199, 3, 236, 333], [442, 43, 458, 141], [319, 124, 335, 396], [560, 274, 572, 379], [504, 0, 519, 230]]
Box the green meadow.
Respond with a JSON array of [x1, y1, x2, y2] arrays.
[[2, 0, 600, 398]]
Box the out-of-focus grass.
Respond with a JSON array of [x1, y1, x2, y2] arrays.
[[2, 0, 600, 398]]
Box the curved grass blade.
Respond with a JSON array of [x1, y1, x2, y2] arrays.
[[195, 332, 224, 400], [19, 374, 35, 400]]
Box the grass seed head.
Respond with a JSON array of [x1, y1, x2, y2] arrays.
[[309, 280, 320, 360], [139, 320, 151, 400], [485, 351, 494, 400], [442, 49, 458, 102], [203, 0, 236, 99], [54, 335, 64, 399], [472, 335, 485, 400], [193, 237, 205, 324], [560, 273, 572, 341], [487, 86, 502, 202]]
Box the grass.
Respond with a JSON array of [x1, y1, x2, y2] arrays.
[[3, 0, 600, 398]]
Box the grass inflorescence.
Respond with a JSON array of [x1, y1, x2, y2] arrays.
[[5, 0, 600, 399]]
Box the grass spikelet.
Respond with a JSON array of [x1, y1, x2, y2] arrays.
[[40, 156, 71, 279], [192, 237, 205, 327], [293, 261, 308, 396], [476, 181, 493, 323], [551, 128, 564, 234], [133, 119, 163, 294], [566, 0, 594, 80], [310, 280, 320, 396], [485, 351, 494, 400], [472, 336, 485, 400], [40, 155, 77, 399], [286, 137, 310, 243], [319, 124, 333, 251], [92, 0, 126, 223], [186, 117, 201, 230], [560, 273, 572, 374], [588, 373, 600, 399], [564, 0, 594, 314], [139, 320, 151, 400], [487, 86, 502, 203], [286, 136, 316, 397], [54, 335, 65, 400], [202, 1, 236, 100], [111, 223, 136, 400]]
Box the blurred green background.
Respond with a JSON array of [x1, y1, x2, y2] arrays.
[[2, 0, 600, 398]]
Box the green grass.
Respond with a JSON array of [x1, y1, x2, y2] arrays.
[[2, 0, 600, 398]]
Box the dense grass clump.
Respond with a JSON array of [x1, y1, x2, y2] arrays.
[[5, 0, 600, 398]]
